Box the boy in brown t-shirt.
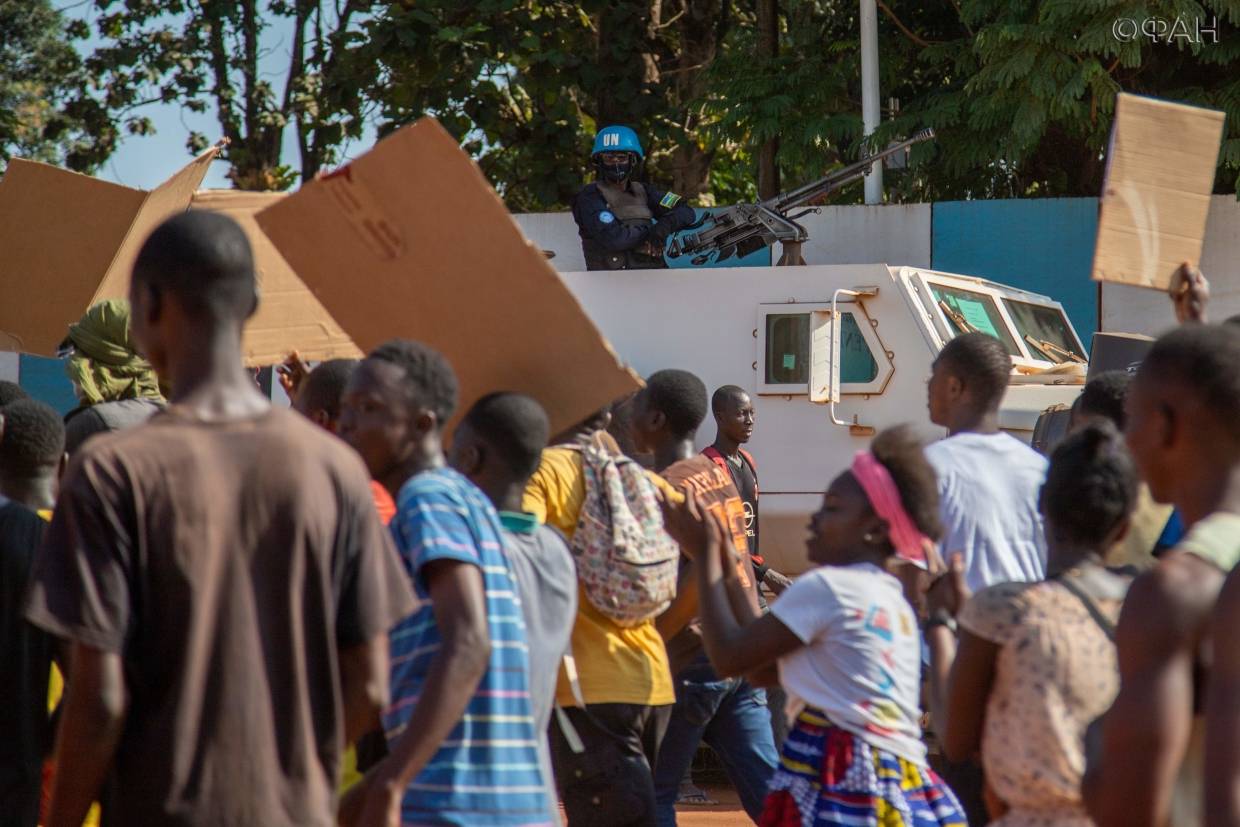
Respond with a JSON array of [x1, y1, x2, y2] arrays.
[[25, 212, 414, 827]]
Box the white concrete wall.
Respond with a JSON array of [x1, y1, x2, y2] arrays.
[[1101, 195, 1240, 335], [797, 204, 932, 267], [512, 213, 586, 272]]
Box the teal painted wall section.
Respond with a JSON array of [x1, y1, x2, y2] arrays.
[[932, 198, 1099, 346], [18, 355, 79, 414]]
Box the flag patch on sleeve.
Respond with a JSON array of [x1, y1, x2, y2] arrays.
[[659, 192, 682, 208]]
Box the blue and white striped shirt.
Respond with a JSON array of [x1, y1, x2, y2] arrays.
[[385, 468, 550, 826]]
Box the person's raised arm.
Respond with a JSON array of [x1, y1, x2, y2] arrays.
[[45, 643, 127, 827], [924, 553, 995, 761], [1083, 560, 1202, 827], [355, 559, 491, 827], [1206, 566, 1240, 827], [1170, 262, 1210, 325], [662, 491, 801, 678]]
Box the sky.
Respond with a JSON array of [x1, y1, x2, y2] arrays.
[[57, 0, 378, 191]]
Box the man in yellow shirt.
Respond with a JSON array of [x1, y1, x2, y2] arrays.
[[524, 406, 678, 827]]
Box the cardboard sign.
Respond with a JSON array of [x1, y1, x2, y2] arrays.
[[1092, 93, 1225, 291], [256, 117, 642, 434], [189, 190, 361, 366], [0, 149, 359, 366]]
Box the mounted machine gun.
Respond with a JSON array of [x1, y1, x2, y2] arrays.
[[666, 128, 936, 266]]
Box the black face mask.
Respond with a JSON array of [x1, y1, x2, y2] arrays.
[[595, 153, 635, 184]]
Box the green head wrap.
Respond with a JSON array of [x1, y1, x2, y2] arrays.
[[65, 299, 165, 405]]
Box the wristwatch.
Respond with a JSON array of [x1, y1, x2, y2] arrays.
[[923, 608, 957, 634]]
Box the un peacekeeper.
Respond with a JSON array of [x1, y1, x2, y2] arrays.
[[573, 125, 696, 271]]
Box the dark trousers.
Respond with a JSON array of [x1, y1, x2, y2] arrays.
[[550, 702, 673, 827], [652, 666, 779, 826]]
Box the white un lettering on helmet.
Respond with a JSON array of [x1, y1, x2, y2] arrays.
[[604, 133, 619, 147]]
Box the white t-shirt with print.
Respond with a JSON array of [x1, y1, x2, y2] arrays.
[[925, 431, 1049, 591], [770, 562, 926, 764]]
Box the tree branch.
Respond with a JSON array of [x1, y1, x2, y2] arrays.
[[946, 0, 974, 37], [874, 0, 935, 48], [196, 0, 241, 143]]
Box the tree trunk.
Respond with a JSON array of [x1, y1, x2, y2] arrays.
[[666, 0, 724, 199], [756, 0, 780, 199], [594, 0, 660, 127]]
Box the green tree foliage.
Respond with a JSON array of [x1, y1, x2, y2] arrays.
[[71, 0, 378, 190], [358, 0, 733, 210], [0, 0, 112, 172], [878, 0, 1240, 198], [66, 0, 1239, 203]]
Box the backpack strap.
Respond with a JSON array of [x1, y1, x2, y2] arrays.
[[704, 445, 759, 500], [1054, 575, 1117, 642], [740, 449, 759, 499], [553, 650, 588, 754]]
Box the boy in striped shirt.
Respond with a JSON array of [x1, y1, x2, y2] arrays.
[[338, 340, 549, 827]]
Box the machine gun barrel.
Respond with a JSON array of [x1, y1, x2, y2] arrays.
[[665, 128, 935, 265], [764, 128, 936, 212]]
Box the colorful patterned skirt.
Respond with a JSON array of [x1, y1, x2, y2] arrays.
[[760, 708, 967, 827]]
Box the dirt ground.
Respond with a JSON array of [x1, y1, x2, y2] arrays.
[[555, 785, 752, 826], [673, 785, 752, 826]]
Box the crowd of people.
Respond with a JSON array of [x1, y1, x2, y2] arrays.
[[2, 208, 1240, 827]]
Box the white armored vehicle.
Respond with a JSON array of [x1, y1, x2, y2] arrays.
[[561, 263, 1088, 574]]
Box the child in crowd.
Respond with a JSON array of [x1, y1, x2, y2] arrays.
[[927, 422, 1137, 826], [661, 425, 966, 827], [450, 391, 578, 827]]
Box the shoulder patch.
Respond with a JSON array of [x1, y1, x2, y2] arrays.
[[598, 210, 616, 224], [659, 192, 682, 208]]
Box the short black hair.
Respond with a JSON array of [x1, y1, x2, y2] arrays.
[[299, 359, 358, 419], [1077, 370, 1132, 430], [869, 425, 943, 542], [645, 369, 708, 438], [0, 399, 65, 477], [461, 392, 550, 480], [711, 384, 749, 413], [1040, 421, 1137, 546], [935, 332, 1011, 410], [368, 339, 459, 425], [132, 211, 256, 321], [1138, 323, 1240, 439], [0, 381, 28, 408]]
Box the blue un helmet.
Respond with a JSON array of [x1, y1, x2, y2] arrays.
[[591, 125, 644, 183]]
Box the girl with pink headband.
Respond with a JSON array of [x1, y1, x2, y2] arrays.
[[661, 425, 964, 827]]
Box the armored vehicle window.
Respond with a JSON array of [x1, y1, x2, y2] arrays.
[[765, 312, 877, 387], [766, 313, 810, 384], [1002, 299, 1086, 362], [928, 283, 1020, 356]]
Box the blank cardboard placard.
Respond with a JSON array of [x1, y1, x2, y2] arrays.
[[190, 190, 361, 367], [1092, 93, 1224, 291], [0, 161, 147, 355], [256, 117, 642, 434], [0, 149, 216, 356]]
